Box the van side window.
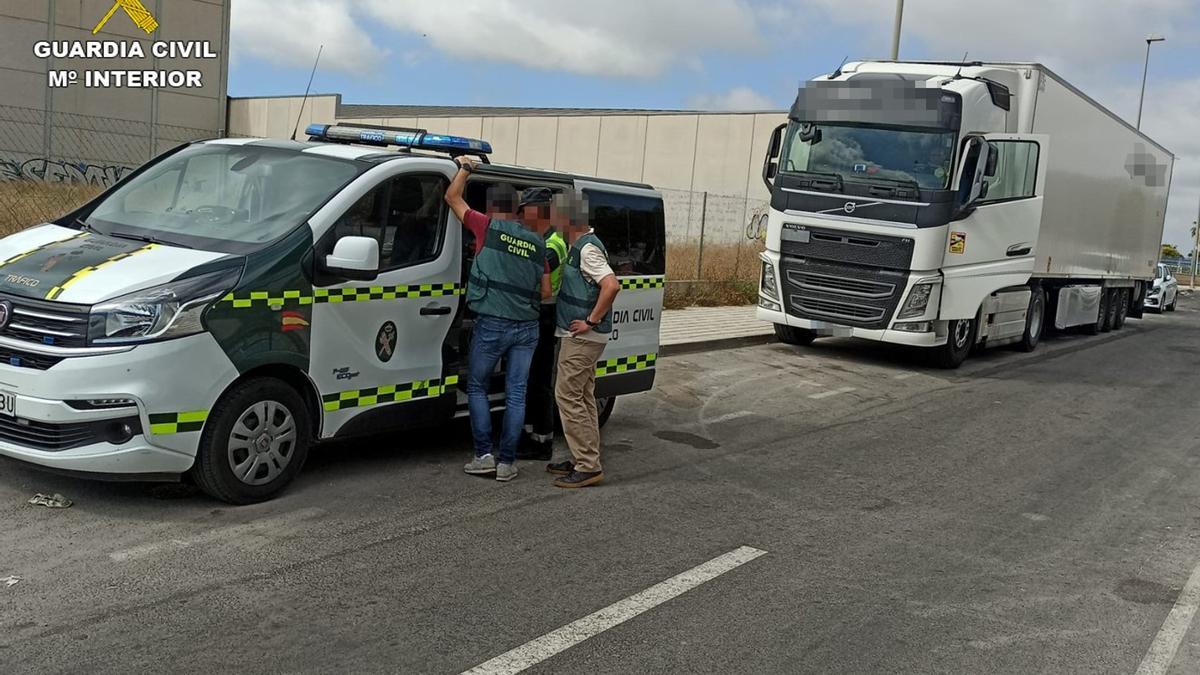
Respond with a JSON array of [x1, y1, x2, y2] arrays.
[[583, 190, 666, 276], [330, 174, 448, 271], [980, 141, 1039, 203]]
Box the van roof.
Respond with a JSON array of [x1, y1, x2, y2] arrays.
[[199, 137, 658, 193]]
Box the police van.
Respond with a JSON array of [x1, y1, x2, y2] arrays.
[[0, 124, 666, 503]]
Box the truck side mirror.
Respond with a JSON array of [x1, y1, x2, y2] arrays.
[[762, 123, 786, 189], [324, 235, 379, 281], [984, 142, 999, 177]]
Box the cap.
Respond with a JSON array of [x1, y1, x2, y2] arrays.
[[519, 187, 554, 208]]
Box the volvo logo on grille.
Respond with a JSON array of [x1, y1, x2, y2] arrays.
[[0, 300, 12, 331], [843, 202, 857, 214]]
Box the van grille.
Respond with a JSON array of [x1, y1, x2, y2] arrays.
[[0, 346, 63, 370], [0, 416, 139, 452], [0, 295, 88, 349]]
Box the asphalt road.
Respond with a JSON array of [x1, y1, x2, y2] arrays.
[[3, 298, 1200, 674]]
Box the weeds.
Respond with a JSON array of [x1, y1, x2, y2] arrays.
[[0, 181, 101, 235]]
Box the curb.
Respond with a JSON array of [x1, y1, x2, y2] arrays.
[[660, 333, 776, 357]]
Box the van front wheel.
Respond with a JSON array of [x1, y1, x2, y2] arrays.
[[192, 377, 311, 505]]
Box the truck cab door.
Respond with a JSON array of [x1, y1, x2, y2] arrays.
[[309, 162, 461, 438], [940, 133, 1049, 319]]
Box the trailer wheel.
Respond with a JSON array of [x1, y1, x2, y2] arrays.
[[1084, 290, 1107, 335], [1017, 286, 1045, 352], [934, 317, 975, 369], [191, 377, 312, 505], [1113, 289, 1129, 329], [775, 324, 817, 346], [1101, 289, 1118, 332]]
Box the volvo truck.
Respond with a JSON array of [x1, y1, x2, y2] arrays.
[[758, 61, 1174, 367]]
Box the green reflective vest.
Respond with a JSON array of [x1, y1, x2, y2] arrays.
[[556, 232, 613, 334], [467, 218, 546, 322], [545, 228, 567, 297]]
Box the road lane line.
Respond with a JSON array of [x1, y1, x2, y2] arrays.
[[1135, 561, 1200, 675], [708, 410, 756, 425], [809, 386, 856, 400], [461, 546, 768, 675]]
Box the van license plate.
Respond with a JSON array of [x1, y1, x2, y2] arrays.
[[0, 391, 16, 418]]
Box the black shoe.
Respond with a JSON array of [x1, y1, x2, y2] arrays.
[[546, 461, 574, 476], [553, 470, 603, 488], [516, 437, 553, 461]]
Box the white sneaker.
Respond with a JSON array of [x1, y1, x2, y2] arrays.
[[464, 454, 497, 475], [496, 463, 518, 482]]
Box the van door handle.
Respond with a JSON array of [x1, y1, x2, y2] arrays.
[[1006, 243, 1033, 257], [420, 305, 452, 316]]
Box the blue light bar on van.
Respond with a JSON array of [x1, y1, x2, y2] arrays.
[[305, 124, 493, 154]]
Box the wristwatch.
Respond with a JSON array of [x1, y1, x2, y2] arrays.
[[457, 158, 473, 173], [585, 318, 599, 327]]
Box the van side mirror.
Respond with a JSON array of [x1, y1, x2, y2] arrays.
[[324, 235, 379, 281], [762, 123, 786, 190]]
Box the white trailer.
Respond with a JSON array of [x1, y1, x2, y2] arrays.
[[758, 61, 1174, 367]]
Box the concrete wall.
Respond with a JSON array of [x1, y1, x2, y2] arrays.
[[0, 0, 231, 183], [224, 96, 787, 202]]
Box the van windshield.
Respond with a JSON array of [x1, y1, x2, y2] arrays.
[[86, 144, 365, 253]]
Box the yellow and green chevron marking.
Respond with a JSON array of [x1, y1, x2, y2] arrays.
[[323, 375, 460, 412], [619, 276, 665, 291], [596, 353, 657, 376], [149, 410, 208, 435], [44, 243, 159, 301], [218, 283, 463, 309]]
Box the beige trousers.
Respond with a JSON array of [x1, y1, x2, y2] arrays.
[[554, 336, 608, 473]]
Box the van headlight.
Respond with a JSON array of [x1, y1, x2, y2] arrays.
[[898, 283, 935, 319], [87, 267, 242, 345]]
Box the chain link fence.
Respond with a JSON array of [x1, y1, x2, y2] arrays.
[[0, 104, 212, 236], [0, 104, 769, 307]]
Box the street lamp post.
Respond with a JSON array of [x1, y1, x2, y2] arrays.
[[891, 0, 905, 60], [1137, 34, 1165, 130]]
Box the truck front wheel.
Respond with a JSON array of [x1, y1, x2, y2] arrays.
[[191, 377, 312, 505], [934, 317, 975, 369], [1017, 287, 1046, 352], [775, 324, 817, 346]]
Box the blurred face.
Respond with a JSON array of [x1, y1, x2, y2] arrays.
[[520, 203, 552, 234]]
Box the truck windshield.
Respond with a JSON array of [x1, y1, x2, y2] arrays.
[[781, 122, 956, 190], [85, 144, 365, 253]]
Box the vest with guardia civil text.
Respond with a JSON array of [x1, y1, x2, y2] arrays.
[[467, 219, 546, 322], [556, 232, 613, 334]]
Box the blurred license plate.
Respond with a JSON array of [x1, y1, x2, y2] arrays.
[[0, 391, 16, 417]]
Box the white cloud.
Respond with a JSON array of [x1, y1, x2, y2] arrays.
[[230, 0, 388, 73], [688, 87, 779, 111], [359, 0, 762, 78]]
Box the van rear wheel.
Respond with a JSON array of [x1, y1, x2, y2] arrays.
[[597, 396, 616, 429], [191, 377, 311, 505], [775, 324, 817, 346]]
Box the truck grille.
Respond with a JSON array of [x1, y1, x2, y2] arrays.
[[780, 257, 908, 329], [0, 296, 89, 348], [0, 416, 139, 452], [788, 270, 895, 299], [791, 293, 888, 323]]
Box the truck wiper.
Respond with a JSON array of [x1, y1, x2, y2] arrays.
[[793, 170, 844, 192], [108, 230, 191, 249], [860, 175, 920, 189]]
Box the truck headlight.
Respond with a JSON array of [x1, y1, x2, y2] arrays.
[[898, 283, 935, 319], [761, 260, 779, 300], [88, 267, 242, 345]]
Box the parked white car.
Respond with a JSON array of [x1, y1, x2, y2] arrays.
[[1146, 263, 1179, 312]]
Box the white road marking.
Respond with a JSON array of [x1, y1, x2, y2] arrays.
[[808, 386, 857, 400], [708, 410, 756, 425], [461, 546, 768, 675], [1135, 561, 1200, 675]]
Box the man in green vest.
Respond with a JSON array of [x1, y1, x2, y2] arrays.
[[546, 195, 621, 488], [518, 188, 568, 460], [444, 157, 550, 482]]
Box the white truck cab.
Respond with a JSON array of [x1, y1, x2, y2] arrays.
[[0, 124, 666, 503], [759, 61, 1173, 367]]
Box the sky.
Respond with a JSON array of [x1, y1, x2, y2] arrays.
[[227, 0, 1200, 249]]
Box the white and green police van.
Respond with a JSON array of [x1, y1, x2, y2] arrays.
[[0, 124, 665, 503]]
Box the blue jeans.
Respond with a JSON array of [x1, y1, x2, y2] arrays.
[[467, 315, 539, 465]]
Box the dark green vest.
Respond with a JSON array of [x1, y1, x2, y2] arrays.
[[556, 233, 613, 334], [467, 219, 546, 322]]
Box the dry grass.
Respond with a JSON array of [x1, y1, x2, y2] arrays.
[[664, 241, 762, 309], [0, 181, 102, 235]]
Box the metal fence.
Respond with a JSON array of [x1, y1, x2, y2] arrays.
[[0, 104, 213, 235]]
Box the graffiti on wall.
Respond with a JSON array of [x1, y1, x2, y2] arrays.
[[0, 158, 132, 188]]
